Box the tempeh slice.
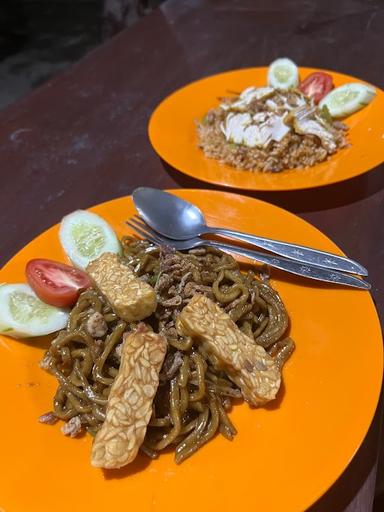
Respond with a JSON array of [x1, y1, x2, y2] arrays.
[[87, 252, 157, 322], [91, 324, 166, 468], [176, 295, 281, 406]]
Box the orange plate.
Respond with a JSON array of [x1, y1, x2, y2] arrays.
[[0, 190, 382, 512], [148, 68, 384, 190]]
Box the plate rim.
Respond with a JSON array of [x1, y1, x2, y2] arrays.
[[148, 67, 384, 191]]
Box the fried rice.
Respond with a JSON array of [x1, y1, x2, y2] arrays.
[[197, 88, 348, 173]]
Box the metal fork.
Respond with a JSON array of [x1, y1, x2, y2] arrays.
[[126, 217, 371, 290]]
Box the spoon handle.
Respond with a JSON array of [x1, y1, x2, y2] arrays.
[[203, 240, 370, 290], [205, 226, 367, 276]]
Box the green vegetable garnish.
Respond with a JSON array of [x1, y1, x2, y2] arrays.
[[320, 105, 332, 123]]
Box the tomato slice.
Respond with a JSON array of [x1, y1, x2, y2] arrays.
[[299, 72, 334, 104], [26, 259, 92, 308]]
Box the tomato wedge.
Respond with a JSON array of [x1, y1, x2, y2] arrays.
[[26, 259, 92, 308], [299, 72, 334, 104]]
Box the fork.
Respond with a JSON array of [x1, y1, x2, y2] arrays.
[[126, 217, 371, 290]]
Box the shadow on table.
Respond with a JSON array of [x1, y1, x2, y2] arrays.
[[162, 160, 384, 214], [374, 493, 384, 512]]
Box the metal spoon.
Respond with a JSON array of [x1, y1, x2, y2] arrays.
[[132, 187, 368, 276]]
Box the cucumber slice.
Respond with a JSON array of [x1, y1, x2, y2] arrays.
[[268, 58, 299, 89], [59, 210, 121, 269], [0, 284, 68, 339], [318, 83, 376, 118]]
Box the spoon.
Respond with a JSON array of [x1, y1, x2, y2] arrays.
[[132, 187, 368, 276]]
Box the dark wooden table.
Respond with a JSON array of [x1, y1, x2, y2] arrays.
[[0, 0, 383, 509]]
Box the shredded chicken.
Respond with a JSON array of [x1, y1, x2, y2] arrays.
[[61, 416, 82, 437], [160, 351, 184, 381], [114, 342, 123, 360], [39, 412, 58, 425], [86, 311, 108, 338], [39, 352, 52, 371]]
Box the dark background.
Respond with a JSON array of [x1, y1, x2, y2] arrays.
[[0, 0, 163, 110]]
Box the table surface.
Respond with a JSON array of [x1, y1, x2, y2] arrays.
[[0, 0, 383, 510]]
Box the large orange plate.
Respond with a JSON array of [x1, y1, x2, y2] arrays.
[[0, 190, 382, 512], [148, 68, 384, 190]]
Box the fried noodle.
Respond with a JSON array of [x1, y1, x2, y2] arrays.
[[43, 238, 294, 463]]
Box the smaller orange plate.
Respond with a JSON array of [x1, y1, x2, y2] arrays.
[[148, 67, 384, 191]]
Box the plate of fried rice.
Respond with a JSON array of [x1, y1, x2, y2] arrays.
[[148, 67, 384, 190]]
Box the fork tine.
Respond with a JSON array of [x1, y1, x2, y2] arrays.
[[126, 219, 149, 236], [126, 220, 159, 245], [126, 218, 170, 247], [127, 218, 160, 240], [128, 216, 149, 231], [131, 216, 159, 236], [130, 216, 176, 243], [128, 217, 167, 242]]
